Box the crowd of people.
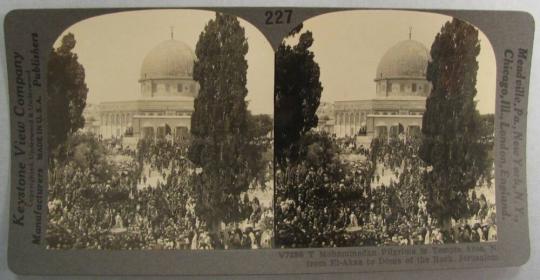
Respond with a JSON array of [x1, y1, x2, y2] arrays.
[[48, 129, 496, 250], [47, 133, 273, 250], [275, 133, 497, 248]]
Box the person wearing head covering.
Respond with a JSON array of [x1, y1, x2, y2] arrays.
[[348, 209, 359, 227]]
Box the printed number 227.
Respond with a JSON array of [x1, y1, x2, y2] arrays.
[[265, 10, 292, 24]]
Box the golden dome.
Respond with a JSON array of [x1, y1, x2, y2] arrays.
[[375, 40, 430, 80], [140, 39, 195, 80]]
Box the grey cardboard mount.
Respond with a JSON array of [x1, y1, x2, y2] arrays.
[[4, 7, 534, 276]]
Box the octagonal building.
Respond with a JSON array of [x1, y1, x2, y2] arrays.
[[331, 38, 432, 140], [97, 38, 199, 141]]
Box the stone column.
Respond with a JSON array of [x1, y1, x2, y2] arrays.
[[107, 113, 111, 138], [336, 112, 341, 137]]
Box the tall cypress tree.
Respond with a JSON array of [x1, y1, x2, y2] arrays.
[[419, 18, 492, 227], [274, 25, 323, 165], [188, 13, 264, 229], [47, 33, 88, 162]]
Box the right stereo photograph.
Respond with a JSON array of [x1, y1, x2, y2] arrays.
[[274, 10, 496, 249]]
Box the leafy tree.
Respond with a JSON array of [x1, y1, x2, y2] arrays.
[[188, 13, 267, 230], [419, 19, 492, 227], [479, 114, 495, 145], [275, 130, 366, 247], [47, 33, 88, 162], [49, 132, 111, 185], [248, 114, 273, 139], [275, 25, 323, 164]]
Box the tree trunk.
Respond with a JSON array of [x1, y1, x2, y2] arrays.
[[208, 219, 221, 234]]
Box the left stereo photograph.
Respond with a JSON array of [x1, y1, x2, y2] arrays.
[[45, 9, 275, 250]]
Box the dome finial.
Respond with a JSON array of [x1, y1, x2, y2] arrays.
[[170, 26, 174, 40], [409, 26, 412, 40]]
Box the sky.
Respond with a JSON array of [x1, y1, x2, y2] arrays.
[[54, 9, 274, 115], [286, 10, 496, 114]]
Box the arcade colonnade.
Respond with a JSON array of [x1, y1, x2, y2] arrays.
[[99, 108, 192, 140], [366, 114, 422, 140], [334, 110, 368, 138], [100, 111, 134, 138]]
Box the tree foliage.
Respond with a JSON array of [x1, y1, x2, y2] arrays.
[[49, 132, 112, 186], [275, 25, 323, 165], [275, 131, 358, 248], [419, 19, 492, 224], [247, 114, 273, 139], [47, 33, 88, 161], [188, 13, 267, 227]]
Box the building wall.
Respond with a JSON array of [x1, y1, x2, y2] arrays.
[[375, 78, 431, 98], [132, 116, 191, 139], [332, 99, 426, 138], [366, 114, 423, 139], [140, 79, 198, 98], [98, 99, 195, 139]]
